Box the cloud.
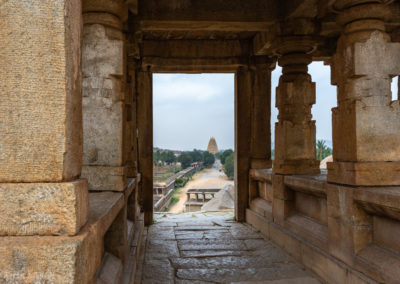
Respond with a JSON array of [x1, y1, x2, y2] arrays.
[[153, 74, 234, 151], [154, 74, 234, 105]]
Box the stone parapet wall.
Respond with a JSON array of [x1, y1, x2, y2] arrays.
[[247, 169, 400, 283]]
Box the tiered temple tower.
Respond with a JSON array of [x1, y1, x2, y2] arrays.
[[207, 137, 219, 154]]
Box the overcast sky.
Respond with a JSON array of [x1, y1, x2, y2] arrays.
[[153, 62, 398, 151]]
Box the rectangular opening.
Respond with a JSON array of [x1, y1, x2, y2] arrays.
[[152, 73, 235, 218]]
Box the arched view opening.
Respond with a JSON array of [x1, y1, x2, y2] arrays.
[[152, 74, 235, 218]]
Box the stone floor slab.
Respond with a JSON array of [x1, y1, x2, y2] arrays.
[[176, 266, 312, 282], [170, 256, 292, 269], [145, 240, 179, 259], [180, 250, 244, 258], [138, 212, 320, 283], [178, 239, 247, 251]]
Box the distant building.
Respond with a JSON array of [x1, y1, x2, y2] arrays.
[[206, 137, 219, 154]]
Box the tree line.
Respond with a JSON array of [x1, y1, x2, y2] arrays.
[[153, 149, 215, 169], [217, 149, 234, 179]]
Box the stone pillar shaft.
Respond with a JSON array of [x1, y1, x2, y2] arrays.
[[250, 59, 273, 169], [126, 69, 139, 178], [0, 1, 91, 282], [81, 0, 128, 191], [273, 51, 319, 174], [137, 68, 153, 225], [235, 66, 252, 221], [328, 0, 400, 185]]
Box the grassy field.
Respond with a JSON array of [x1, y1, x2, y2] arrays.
[[153, 165, 175, 183]]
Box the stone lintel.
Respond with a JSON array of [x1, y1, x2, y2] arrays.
[[82, 165, 127, 192], [0, 179, 88, 237], [273, 159, 320, 175], [327, 161, 400, 186], [142, 39, 250, 58], [141, 57, 246, 73], [250, 159, 272, 169]]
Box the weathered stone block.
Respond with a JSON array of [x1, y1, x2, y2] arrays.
[[0, 179, 88, 236], [275, 121, 317, 161], [272, 198, 293, 226], [0, 226, 102, 284], [332, 102, 400, 163], [327, 183, 372, 265], [82, 23, 126, 167], [273, 159, 320, 175], [82, 165, 127, 191], [250, 159, 272, 169], [105, 206, 128, 263], [272, 174, 293, 200], [276, 78, 315, 107], [327, 161, 400, 186], [0, 0, 83, 182]]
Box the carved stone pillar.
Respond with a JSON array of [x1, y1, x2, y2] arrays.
[[273, 39, 320, 175], [250, 57, 275, 169], [81, 0, 128, 191], [328, 0, 400, 185]]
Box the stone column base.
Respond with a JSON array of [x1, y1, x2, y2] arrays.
[[0, 179, 88, 236], [82, 165, 127, 191], [327, 161, 400, 186], [0, 225, 102, 284], [251, 159, 272, 169], [273, 159, 320, 175]]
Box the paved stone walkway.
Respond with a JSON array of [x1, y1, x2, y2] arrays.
[[136, 212, 321, 283]]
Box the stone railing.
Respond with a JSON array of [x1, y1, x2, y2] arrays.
[[153, 166, 196, 211], [247, 169, 400, 283]]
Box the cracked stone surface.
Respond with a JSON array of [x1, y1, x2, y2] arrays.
[[138, 211, 321, 283]]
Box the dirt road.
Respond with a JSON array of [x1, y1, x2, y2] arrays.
[[168, 161, 234, 213]]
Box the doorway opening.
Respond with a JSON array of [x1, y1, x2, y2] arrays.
[[152, 74, 235, 219]]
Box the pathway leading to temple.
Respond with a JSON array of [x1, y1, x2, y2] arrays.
[[168, 161, 233, 213], [135, 212, 321, 283]]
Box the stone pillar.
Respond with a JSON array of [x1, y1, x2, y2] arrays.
[[236, 66, 252, 222], [328, 0, 400, 186], [81, 0, 128, 191], [0, 1, 92, 282], [0, 0, 88, 235], [273, 39, 320, 175], [126, 69, 139, 178], [250, 57, 275, 169], [137, 68, 153, 225]]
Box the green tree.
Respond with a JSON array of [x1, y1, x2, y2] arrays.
[[224, 153, 234, 179], [202, 151, 215, 167], [178, 152, 192, 169], [188, 150, 203, 162], [153, 150, 161, 165], [165, 151, 176, 164], [316, 140, 332, 160], [220, 149, 233, 165]]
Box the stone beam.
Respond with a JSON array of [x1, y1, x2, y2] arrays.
[[124, 0, 138, 14], [138, 0, 279, 32], [140, 57, 246, 73], [142, 40, 250, 58], [283, 0, 318, 18]]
